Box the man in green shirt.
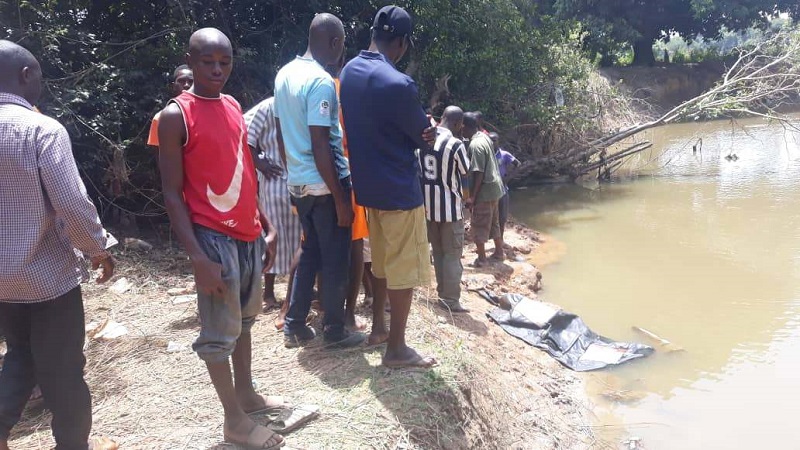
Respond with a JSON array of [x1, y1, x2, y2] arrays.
[[464, 112, 505, 266]]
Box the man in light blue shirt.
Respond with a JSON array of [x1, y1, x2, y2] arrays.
[[274, 58, 348, 187], [274, 13, 365, 348]]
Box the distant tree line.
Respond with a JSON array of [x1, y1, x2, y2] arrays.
[[548, 0, 799, 66]]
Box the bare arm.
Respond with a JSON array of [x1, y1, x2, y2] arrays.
[[276, 118, 287, 169], [158, 103, 225, 295], [393, 82, 436, 149], [258, 201, 278, 272], [249, 144, 283, 179], [246, 107, 283, 179], [309, 125, 352, 227], [504, 154, 522, 183], [470, 171, 485, 208]]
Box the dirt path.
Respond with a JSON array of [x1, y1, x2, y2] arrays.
[[5, 220, 594, 449]]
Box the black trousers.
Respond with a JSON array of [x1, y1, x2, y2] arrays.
[[0, 287, 91, 450]]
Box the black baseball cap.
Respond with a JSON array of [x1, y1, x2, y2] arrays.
[[372, 5, 415, 47]]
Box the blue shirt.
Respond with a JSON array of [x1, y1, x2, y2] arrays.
[[274, 56, 349, 187], [340, 51, 429, 210]]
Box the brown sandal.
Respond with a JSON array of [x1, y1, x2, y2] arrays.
[[225, 424, 285, 449], [245, 395, 290, 415]]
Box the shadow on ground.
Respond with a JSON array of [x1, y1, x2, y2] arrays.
[[295, 329, 470, 448]]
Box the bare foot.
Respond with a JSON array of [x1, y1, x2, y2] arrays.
[[489, 252, 504, 261], [224, 417, 284, 449], [30, 385, 42, 401], [345, 315, 367, 332], [262, 296, 279, 311], [471, 257, 488, 268], [239, 392, 288, 414], [88, 437, 119, 450], [382, 346, 437, 369], [366, 330, 389, 347], [274, 303, 288, 331]]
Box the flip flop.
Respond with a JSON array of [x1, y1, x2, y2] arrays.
[[225, 424, 285, 449], [246, 395, 290, 415], [383, 353, 438, 369], [267, 404, 320, 435]]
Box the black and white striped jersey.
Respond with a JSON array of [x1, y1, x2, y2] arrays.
[[418, 127, 470, 222]]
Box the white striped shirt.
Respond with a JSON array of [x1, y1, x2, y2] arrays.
[[244, 97, 302, 275], [418, 127, 469, 222]]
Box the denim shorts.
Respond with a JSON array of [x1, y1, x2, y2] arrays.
[[192, 226, 264, 363]]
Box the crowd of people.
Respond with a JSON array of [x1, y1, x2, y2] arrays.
[[0, 5, 520, 450]]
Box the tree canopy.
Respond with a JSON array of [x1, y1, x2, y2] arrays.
[[0, 0, 592, 222], [554, 0, 800, 65]]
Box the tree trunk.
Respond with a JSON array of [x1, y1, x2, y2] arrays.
[[631, 37, 656, 66]]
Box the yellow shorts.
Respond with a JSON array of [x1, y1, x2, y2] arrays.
[[367, 206, 431, 290]]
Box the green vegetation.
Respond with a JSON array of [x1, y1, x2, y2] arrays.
[[655, 16, 795, 64], [553, 0, 799, 66], [0, 0, 594, 219], [1, 1, 798, 209]]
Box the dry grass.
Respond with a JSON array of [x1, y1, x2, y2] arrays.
[[6, 224, 595, 450]]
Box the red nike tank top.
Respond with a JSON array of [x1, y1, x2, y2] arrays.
[[171, 91, 261, 241]]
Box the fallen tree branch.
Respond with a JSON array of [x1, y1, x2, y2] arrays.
[[509, 27, 800, 184]]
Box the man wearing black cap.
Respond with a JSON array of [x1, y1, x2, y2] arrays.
[[340, 5, 438, 369]]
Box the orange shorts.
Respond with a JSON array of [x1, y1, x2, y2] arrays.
[[351, 192, 368, 241]]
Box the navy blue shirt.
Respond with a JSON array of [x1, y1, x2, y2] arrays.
[[340, 51, 430, 210]]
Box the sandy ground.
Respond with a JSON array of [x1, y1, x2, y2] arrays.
[[3, 220, 597, 449]]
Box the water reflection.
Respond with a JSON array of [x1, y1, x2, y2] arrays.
[[512, 115, 800, 449]]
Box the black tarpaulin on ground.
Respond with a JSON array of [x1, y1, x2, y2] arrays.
[[483, 292, 653, 371]]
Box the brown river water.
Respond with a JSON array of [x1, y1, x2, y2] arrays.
[[511, 115, 800, 449]]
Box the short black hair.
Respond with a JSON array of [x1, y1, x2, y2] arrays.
[[0, 40, 37, 85], [173, 64, 190, 78], [463, 112, 479, 129]]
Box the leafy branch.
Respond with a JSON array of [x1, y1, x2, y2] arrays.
[[510, 26, 800, 182]]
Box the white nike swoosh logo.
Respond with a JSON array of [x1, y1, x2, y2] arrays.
[[207, 126, 245, 213]]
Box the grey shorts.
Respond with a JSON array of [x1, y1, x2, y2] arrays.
[[192, 226, 264, 363]]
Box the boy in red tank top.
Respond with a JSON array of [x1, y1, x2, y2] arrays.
[[157, 28, 286, 450]]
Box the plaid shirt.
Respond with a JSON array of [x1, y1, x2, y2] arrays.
[[0, 93, 112, 303]]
